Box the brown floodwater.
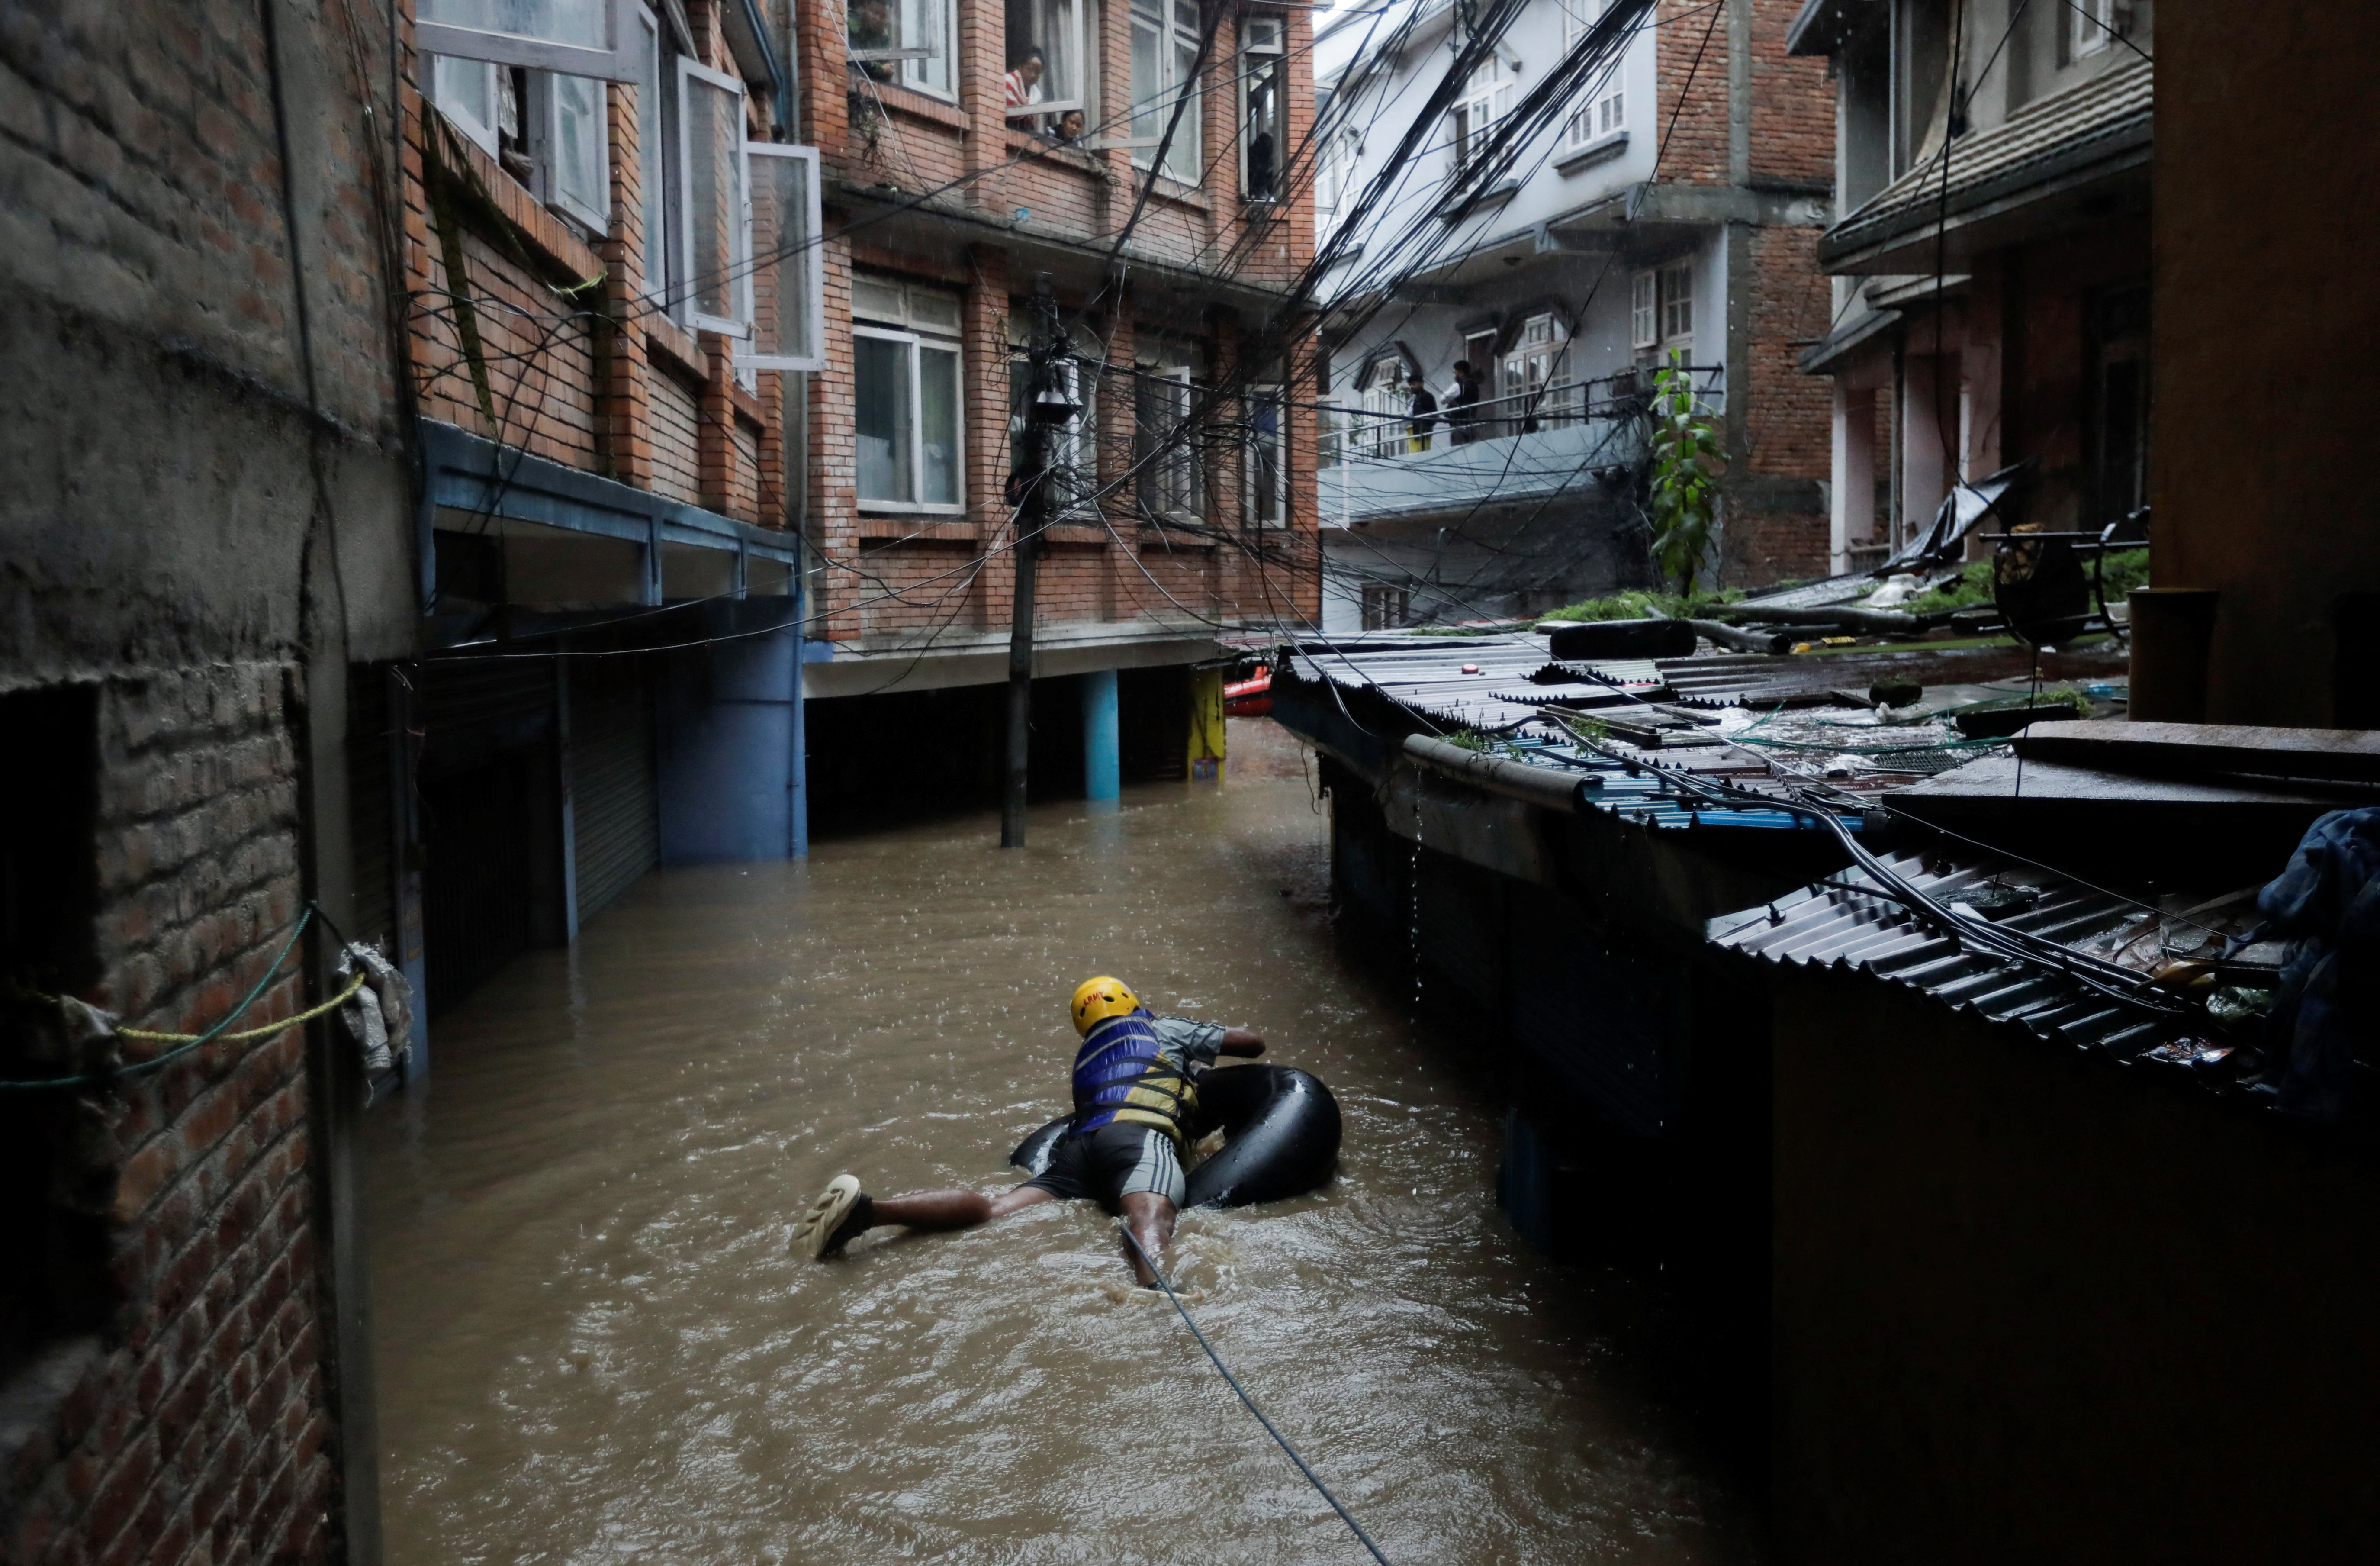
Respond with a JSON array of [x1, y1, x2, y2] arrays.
[[366, 719, 1759, 1565]]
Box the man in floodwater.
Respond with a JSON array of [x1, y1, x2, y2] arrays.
[[794, 976, 1264, 1284]]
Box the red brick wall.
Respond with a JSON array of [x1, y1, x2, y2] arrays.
[[1655, 0, 1734, 186], [1750, 0, 1835, 187], [800, 0, 1324, 645], [4, 670, 337, 1566]]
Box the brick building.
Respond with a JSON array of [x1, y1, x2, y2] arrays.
[[1787, 0, 2152, 579], [791, 0, 1323, 819], [1312, 0, 1836, 630], [2, 0, 413, 1559]]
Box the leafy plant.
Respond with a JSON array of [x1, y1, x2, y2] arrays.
[[1899, 559, 1995, 616], [1444, 728, 1490, 752], [1541, 587, 1742, 623], [1647, 349, 1724, 594]]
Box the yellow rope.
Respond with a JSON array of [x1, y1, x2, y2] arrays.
[[116, 972, 370, 1045]]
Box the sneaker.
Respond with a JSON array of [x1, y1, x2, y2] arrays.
[[794, 1175, 872, 1260]]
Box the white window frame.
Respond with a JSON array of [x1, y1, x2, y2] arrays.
[[1129, 0, 1204, 183], [1659, 262, 1694, 348], [1449, 58, 1515, 177], [634, 6, 676, 307], [1006, 0, 1090, 121], [418, 0, 641, 82], [1502, 313, 1572, 426], [1136, 353, 1202, 518], [1358, 356, 1405, 458], [428, 53, 504, 157], [1244, 380, 1284, 527], [1317, 129, 1356, 214], [738, 143, 827, 373], [2068, 0, 2130, 59], [1239, 15, 1286, 203], [855, 281, 967, 514], [849, 0, 957, 101], [528, 70, 612, 232], [677, 55, 751, 338], [1630, 271, 1658, 350]]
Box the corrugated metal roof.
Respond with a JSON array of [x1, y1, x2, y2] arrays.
[[1708, 851, 2181, 1057], [1823, 56, 2152, 263]]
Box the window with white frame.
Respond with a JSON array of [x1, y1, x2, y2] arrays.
[[1135, 344, 1203, 518], [1449, 58, 1515, 176], [1316, 129, 1357, 214], [1360, 582, 1408, 630], [1241, 16, 1285, 203], [634, 6, 675, 302], [679, 55, 749, 336], [741, 143, 826, 372], [1130, 0, 1204, 184], [1632, 264, 1694, 357], [1560, 0, 1625, 147], [848, 0, 956, 99], [1358, 356, 1405, 457], [854, 277, 966, 511], [428, 56, 611, 234], [1007, 0, 1087, 122], [1245, 379, 1283, 525], [2067, 0, 2132, 59], [1502, 313, 1572, 430], [418, 0, 640, 81], [1008, 324, 1100, 517]]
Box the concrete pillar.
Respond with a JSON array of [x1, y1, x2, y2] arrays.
[[1831, 378, 1876, 576], [658, 624, 801, 861], [1082, 668, 1119, 801]]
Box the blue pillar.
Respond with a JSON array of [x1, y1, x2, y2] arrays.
[[658, 625, 800, 862], [1082, 669, 1119, 802]]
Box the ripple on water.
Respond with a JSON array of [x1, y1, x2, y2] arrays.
[[367, 720, 1759, 1566]]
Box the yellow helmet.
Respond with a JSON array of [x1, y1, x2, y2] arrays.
[[1070, 975, 1142, 1036]]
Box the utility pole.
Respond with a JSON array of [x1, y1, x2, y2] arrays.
[[1002, 276, 1071, 847]]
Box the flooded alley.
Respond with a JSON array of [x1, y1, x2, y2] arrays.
[[365, 721, 1759, 1565]]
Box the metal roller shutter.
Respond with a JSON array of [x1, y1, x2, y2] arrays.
[[571, 661, 658, 922]]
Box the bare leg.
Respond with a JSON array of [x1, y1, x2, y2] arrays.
[[1117, 1192, 1178, 1287], [863, 1181, 1058, 1234]]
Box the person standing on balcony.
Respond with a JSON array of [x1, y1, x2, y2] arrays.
[[1405, 372, 1439, 454], [1447, 360, 1483, 445]]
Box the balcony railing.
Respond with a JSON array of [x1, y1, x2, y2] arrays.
[[1318, 366, 1724, 525]]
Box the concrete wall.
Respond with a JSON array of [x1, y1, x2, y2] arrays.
[[2147, 1, 2380, 725], [1770, 965, 2380, 1562], [0, 0, 417, 1557]]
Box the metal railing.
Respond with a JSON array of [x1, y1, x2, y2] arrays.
[[1319, 364, 1724, 467]]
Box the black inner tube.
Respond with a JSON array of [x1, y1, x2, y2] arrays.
[[1007, 1063, 1342, 1208]]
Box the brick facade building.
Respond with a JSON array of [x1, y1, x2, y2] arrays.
[[2, 0, 415, 1558], [1313, 0, 1836, 628]]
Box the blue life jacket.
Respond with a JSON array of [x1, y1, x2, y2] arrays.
[[1070, 1008, 1196, 1143]]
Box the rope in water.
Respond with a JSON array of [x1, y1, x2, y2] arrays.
[[1119, 1224, 1395, 1565]]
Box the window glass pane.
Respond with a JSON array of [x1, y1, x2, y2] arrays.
[[551, 73, 608, 222], [635, 22, 666, 291], [850, 0, 896, 81], [902, 0, 952, 93], [749, 150, 815, 364], [432, 54, 502, 151], [1006, 0, 1079, 115], [856, 337, 916, 502], [907, 287, 962, 334], [918, 346, 962, 504], [1167, 35, 1200, 180], [1244, 55, 1280, 199], [421, 0, 608, 52], [1130, 18, 1163, 147], [1248, 388, 1280, 523], [852, 275, 906, 322], [684, 70, 743, 325]]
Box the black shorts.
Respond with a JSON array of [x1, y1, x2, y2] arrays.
[[1023, 1123, 1187, 1210]]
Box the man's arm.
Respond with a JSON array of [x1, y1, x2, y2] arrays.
[[1218, 1027, 1265, 1057]]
